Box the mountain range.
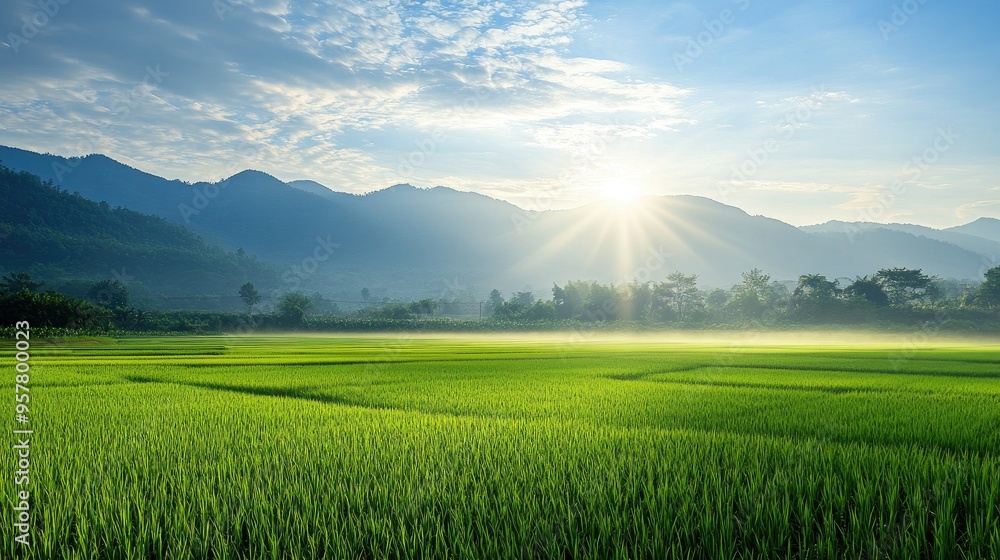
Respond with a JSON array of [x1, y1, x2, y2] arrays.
[[2, 145, 997, 306], [0, 162, 277, 309]]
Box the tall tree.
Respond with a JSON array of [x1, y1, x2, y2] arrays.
[[277, 291, 312, 327], [88, 279, 130, 312], [584, 282, 619, 322], [705, 289, 729, 312], [0, 272, 43, 294], [310, 292, 341, 316], [0, 290, 107, 329], [728, 268, 773, 318], [875, 268, 934, 306], [492, 301, 526, 321], [793, 274, 839, 300], [485, 289, 505, 315], [87, 279, 132, 324], [239, 281, 261, 314], [844, 276, 889, 306], [976, 265, 1000, 308], [657, 271, 701, 321], [409, 298, 438, 317], [622, 280, 655, 321], [552, 281, 587, 320], [524, 301, 556, 321], [512, 291, 535, 307]]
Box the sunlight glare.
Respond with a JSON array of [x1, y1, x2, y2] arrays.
[[600, 178, 641, 205]]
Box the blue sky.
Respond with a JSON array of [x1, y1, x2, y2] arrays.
[[2, 0, 998, 227]]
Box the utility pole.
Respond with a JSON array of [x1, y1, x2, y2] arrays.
[[479, 301, 484, 321]]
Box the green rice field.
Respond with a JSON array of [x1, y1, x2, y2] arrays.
[[3, 333, 1000, 559]]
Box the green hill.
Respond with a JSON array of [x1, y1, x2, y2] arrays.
[[0, 165, 278, 310]]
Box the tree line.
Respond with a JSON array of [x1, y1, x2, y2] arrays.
[[3, 265, 1000, 335], [477, 266, 988, 325]]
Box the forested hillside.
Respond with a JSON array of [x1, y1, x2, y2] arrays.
[[0, 165, 277, 307]]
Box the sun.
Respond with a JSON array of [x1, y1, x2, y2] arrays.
[[599, 177, 642, 205]]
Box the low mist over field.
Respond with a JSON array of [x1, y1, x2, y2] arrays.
[[220, 330, 1000, 349]]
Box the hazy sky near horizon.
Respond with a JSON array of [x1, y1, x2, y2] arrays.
[[2, 0, 998, 227]]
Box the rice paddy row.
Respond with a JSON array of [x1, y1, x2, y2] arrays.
[[2, 334, 999, 558]]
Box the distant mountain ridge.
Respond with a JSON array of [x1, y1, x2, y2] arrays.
[[0, 163, 278, 307], [947, 218, 1000, 245], [1, 145, 996, 300], [287, 180, 357, 203], [801, 221, 1000, 258]]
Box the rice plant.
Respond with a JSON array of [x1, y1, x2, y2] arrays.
[[2, 335, 998, 558]]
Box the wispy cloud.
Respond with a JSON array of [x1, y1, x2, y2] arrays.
[[1, 0, 999, 227], [0, 0, 696, 189], [956, 200, 1000, 220], [739, 181, 861, 194]]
